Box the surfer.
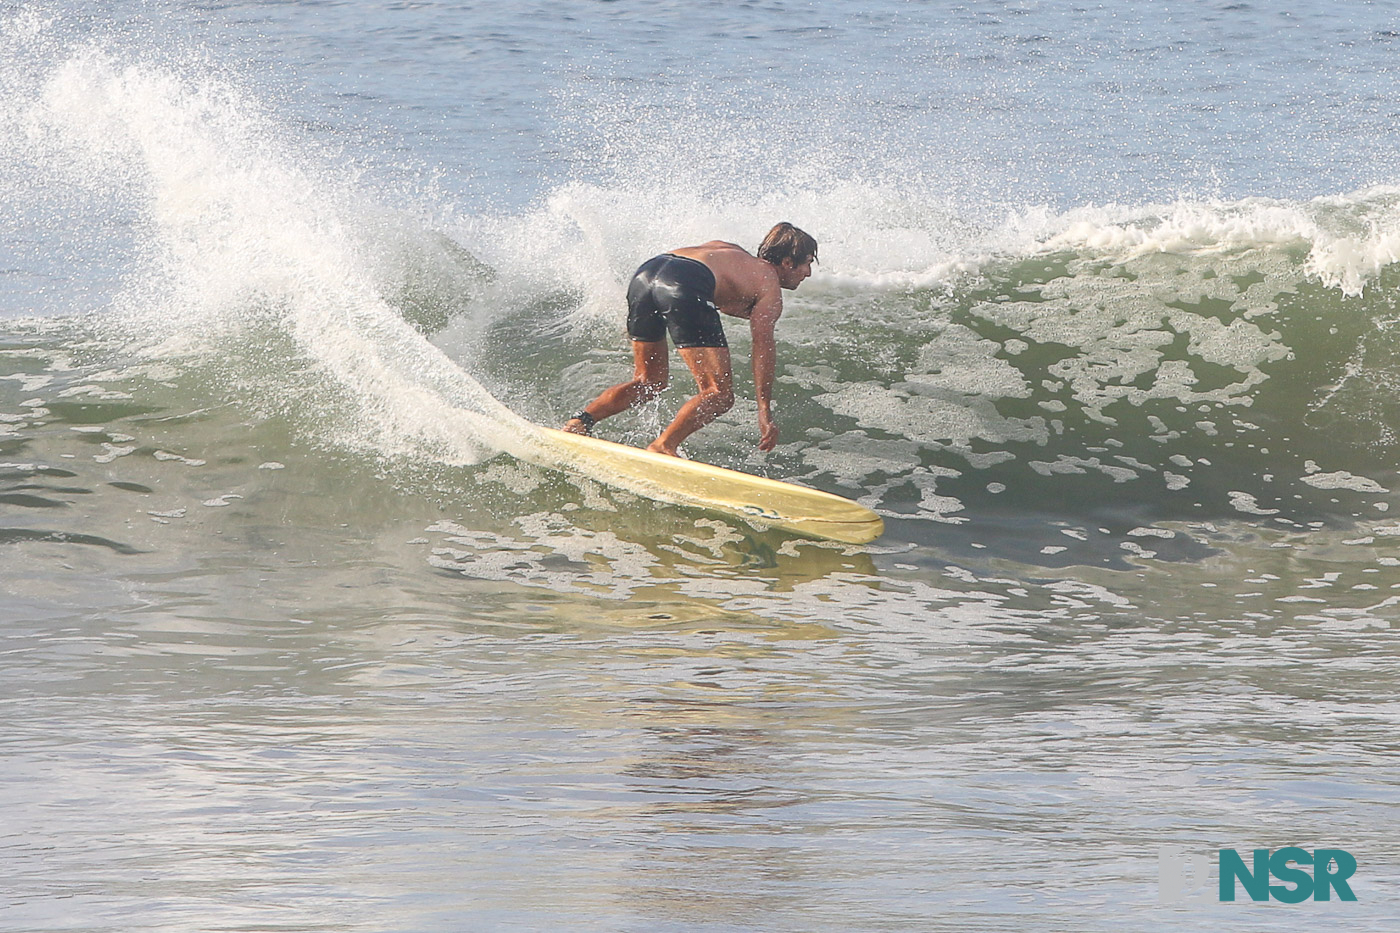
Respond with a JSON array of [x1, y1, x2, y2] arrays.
[[563, 222, 816, 456]]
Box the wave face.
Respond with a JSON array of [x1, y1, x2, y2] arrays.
[[488, 187, 1400, 566], [6, 6, 1400, 573]]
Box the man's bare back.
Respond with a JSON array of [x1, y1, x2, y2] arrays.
[[669, 241, 780, 320]]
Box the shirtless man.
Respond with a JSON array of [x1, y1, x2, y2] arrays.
[[562, 222, 816, 456]]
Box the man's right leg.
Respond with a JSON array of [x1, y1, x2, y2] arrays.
[[562, 340, 669, 434]]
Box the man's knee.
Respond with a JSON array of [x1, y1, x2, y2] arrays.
[[706, 387, 735, 413]]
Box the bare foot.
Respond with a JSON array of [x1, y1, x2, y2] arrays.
[[645, 440, 679, 457], [562, 417, 592, 436]]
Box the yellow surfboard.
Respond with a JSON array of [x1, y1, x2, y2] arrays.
[[523, 427, 884, 544]]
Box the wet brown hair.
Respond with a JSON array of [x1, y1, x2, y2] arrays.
[[756, 222, 818, 267]]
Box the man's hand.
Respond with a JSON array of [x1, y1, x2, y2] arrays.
[[758, 409, 779, 451]]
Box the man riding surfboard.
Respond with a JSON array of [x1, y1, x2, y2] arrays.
[[563, 222, 817, 456]]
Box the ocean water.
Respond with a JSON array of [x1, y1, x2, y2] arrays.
[[4, 1, 1400, 930]]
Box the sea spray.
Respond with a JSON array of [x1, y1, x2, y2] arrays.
[[21, 42, 529, 466]]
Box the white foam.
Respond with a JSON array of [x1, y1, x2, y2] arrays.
[[1299, 469, 1388, 494], [1228, 491, 1279, 516], [93, 443, 134, 463], [1163, 472, 1190, 491], [1039, 192, 1400, 297]]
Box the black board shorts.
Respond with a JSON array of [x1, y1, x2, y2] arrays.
[[626, 254, 728, 349]]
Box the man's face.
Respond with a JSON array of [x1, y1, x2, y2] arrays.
[[779, 256, 813, 290]]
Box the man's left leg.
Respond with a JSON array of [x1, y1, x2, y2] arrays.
[[563, 339, 669, 435], [647, 347, 734, 456]]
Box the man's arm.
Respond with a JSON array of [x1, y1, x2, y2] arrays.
[[749, 289, 783, 451]]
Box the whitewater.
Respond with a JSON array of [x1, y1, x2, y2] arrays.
[[4, 2, 1400, 931]]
